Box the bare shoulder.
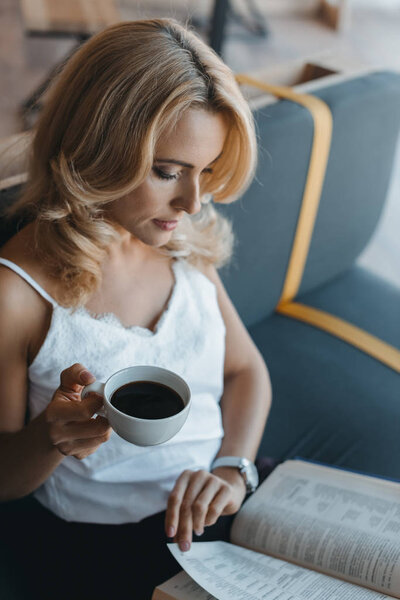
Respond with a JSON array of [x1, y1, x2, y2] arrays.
[[0, 261, 44, 320], [0, 227, 53, 431], [195, 260, 220, 286], [194, 260, 233, 306], [194, 259, 235, 313], [0, 225, 52, 356]]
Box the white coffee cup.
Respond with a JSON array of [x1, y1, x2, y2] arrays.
[[81, 365, 191, 446]]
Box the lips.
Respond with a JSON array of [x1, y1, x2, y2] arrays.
[[152, 219, 179, 231]]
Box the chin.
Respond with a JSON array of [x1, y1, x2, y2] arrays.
[[136, 231, 173, 248]]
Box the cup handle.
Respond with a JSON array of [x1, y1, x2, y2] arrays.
[[81, 381, 106, 418]]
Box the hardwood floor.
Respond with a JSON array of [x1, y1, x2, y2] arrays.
[[0, 0, 399, 286]]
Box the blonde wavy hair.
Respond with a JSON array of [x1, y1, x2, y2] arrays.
[[10, 18, 257, 307]]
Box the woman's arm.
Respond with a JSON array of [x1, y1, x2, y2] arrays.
[[210, 263, 272, 465], [0, 270, 59, 500], [0, 366, 109, 502], [0, 270, 111, 501], [165, 264, 272, 549]]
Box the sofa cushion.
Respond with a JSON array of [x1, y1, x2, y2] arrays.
[[249, 264, 400, 480]]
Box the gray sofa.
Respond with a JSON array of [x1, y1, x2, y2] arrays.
[[1, 68, 400, 597], [218, 69, 400, 479]]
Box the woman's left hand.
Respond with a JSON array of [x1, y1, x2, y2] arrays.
[[165, 467, 247, 551]]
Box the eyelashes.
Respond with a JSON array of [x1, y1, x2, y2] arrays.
[[152, 167, 177, 181], [152, 166, 213, 182]]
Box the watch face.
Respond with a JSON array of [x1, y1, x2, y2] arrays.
[[243, 462, 259, 492]]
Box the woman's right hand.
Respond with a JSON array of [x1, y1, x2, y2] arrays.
[[44, 363, 112, 460]]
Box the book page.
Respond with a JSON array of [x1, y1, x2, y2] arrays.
[[231, 460, 400, 597], [168, 541, 391, 600], [152, 570, 217, 600]]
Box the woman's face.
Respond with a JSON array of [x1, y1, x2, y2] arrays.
[[107, 108, 227, 247]]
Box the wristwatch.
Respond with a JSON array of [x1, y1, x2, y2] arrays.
[[210, 456, 259, 494]]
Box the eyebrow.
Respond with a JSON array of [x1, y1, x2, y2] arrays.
[[155, 151, 223, 169]]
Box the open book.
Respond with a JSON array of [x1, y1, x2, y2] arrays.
[[152, 459, 400, 600]]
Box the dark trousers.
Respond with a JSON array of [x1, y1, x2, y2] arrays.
[[1, 458, 278, 600], [2, 499, 233, 600]]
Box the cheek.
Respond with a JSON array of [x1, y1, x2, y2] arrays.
[[119, 186, 153, 218], [111, 178, 172, 225], [134, 180, 173, 214]]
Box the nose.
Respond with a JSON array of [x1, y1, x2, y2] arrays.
[[173, 179, 202, 216]]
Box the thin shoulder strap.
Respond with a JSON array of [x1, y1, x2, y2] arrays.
[[0, 258, 57, 307]]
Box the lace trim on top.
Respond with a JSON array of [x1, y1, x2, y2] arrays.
[[72, 259, 180, 337], [0, 256, 180, 341]]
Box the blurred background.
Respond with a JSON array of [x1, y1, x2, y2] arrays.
[[0, 0, 399, 287]]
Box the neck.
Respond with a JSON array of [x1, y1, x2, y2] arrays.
[[104, 229, 165, 272]]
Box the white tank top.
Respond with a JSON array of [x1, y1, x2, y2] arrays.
[[0, 258, 226, 524]]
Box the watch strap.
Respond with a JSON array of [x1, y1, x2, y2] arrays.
[[210, 456, 258, 494], [211, 456, 250, 470]]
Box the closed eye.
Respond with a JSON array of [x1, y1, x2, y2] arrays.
[[152, 167, 178, 181], [152, 166, 213, 182]]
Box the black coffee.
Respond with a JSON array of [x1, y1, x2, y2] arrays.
[[110, 381, 184, 419]]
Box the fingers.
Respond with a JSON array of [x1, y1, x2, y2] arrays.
[[166, 470, 192, 540], [49, 415, 110, 445], [58, 363, 95, 399], [48, 414, 111, 458], [190, 476, 223, 535], [46, 393, 103, 423], [204, 485, 232, 527], [56, 428, 112, 459], [165, 470, 232, 552], [47, 363, 102, 422], [45, 364, 110, 459]]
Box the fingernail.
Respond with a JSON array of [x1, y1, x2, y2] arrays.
[[195, 530, 203, 537], [80, 370, 94, 384], [167, 527, 175, 538], [179, 541, 190, 552]]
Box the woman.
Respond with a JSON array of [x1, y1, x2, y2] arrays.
[[0, 19, 272, 598]]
